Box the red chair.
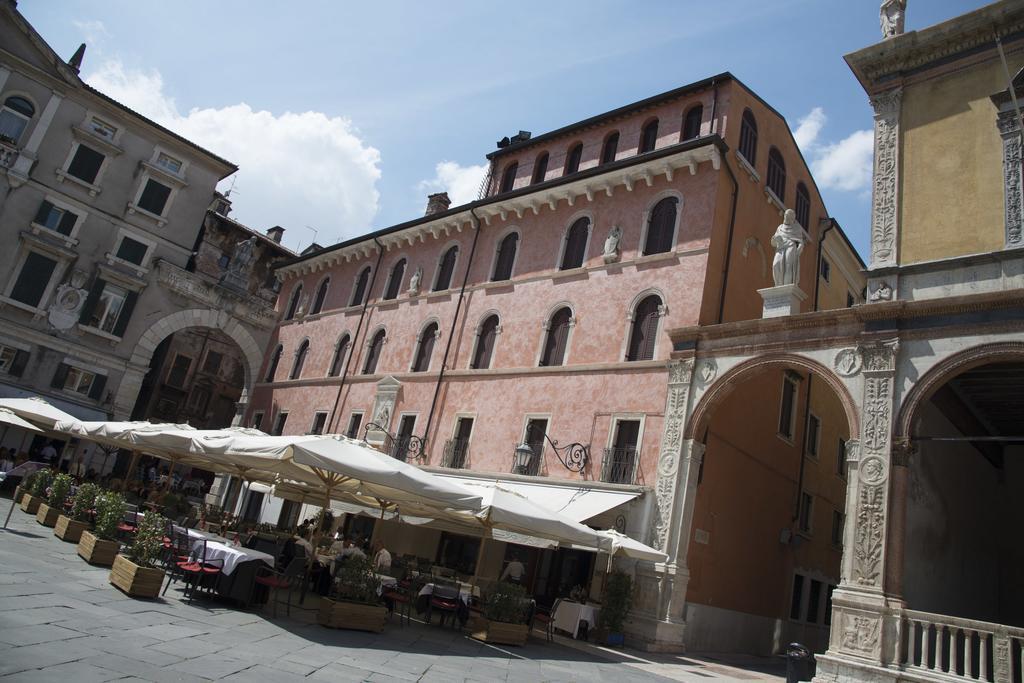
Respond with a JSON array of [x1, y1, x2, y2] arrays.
[[382, 582, 412, 626], [254, 556, 305, 616], [163, 538, 222, 603], [427, 583, 462, 629]]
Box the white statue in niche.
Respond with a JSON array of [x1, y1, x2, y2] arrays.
[[869, 281, 893, 301], [770, 209, 805, 286], [880, 0, 906, 39], [603, 226, 622, 263], [375, 403, 391, 427], [408, 266, 422, 295]]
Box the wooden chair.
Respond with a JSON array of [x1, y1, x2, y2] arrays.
[[382, 582, 412, 626]]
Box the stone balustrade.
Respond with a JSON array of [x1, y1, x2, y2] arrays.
[[899, 608, 1024, 683], [155, 259, 278, 330]]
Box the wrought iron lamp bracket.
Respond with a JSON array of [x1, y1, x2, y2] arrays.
[[542, 433, 589, 473]]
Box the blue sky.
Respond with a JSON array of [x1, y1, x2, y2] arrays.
[[22, 0, 982, 257]]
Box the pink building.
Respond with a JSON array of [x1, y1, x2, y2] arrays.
[[243, 72, 865, 651]]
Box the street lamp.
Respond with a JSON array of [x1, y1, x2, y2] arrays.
[[514, 442, 535, 473]]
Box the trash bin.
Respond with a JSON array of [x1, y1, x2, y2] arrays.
[[786, 643, 814, 683]]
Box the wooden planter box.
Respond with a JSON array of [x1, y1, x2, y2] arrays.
[[20, 494, 41, 514], [317, 598, 387, 633], [109, 554, 165, 599], [78, 530, 120, 566], [54, 515, 89, 543], [470, 619, 530, 646], [36, 503, 60, 527]]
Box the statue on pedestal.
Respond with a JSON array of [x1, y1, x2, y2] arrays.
[[603, 226, 622, 263], [770, 209, 805, 287], [408, 266, 422, 296], [222, 236, 258, 291], [880, 0, 907, 39]]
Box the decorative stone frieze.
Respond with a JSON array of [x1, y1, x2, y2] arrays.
[[997, 110, 1023, 248], [834, 348, 862, 377], [156, 260, 277, 330], [869, 89, 902, 268], [648, 359, 694, 552]]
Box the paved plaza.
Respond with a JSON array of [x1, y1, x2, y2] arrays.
[[0, 496, 783, 682]]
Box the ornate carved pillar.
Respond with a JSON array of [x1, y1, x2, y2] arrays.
[[998, 110, 1023, 248], [828, 339, 901, 667], [869, 89, 902, 269]]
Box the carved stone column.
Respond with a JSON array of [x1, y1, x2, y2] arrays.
[[827, 340, 901, 668], [884, 437, 915, 600], [998, 110, 1023, 248], [869, 89, 902, 269]]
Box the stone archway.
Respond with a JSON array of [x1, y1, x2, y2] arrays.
[[112, 308, 264, 419]]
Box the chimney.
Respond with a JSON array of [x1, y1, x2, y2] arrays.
[[425, 192, 451, 216], [68, 43, 86, 73], [266, 226, 285, 244]]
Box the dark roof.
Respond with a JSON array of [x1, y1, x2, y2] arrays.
[[208, 210, 295, 257]]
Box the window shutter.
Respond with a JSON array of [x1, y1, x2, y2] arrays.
[[385, 260, 406, 299], [494, 234, 517, 280], [644, 198, 678, 255], [562, 218, 589, 269], [57, 210, 77, 236], [435, 247, 457, 291], [111, 291, 137, 337], [34, 201, 54, 225], [543, 309, 571, 366], [79, 279, 106, 325], [639, 304, 659, 360], [352, 268, 369, 305], [51, 362, 70, 389], [414, 324, 437, 372], [88, 374, 107, 401], [9, 349, 29, 377], [473, 317, 497, 369]]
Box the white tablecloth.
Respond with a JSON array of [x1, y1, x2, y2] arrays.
[[418, 582, 479, 602], [553, 601, 600, 638], [200, 541, 275, 576]]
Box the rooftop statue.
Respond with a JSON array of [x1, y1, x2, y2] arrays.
[[881, 0, 907, 39], [770, 209, 805, 287]]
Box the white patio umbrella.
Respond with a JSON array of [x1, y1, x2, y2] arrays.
[[0, 397, 78, 428], [593, 529, 668, 562], [0, 408, 43, 433]]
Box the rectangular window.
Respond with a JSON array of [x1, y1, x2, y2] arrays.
[[806, 414, 821, 458], [88, 117, 117, 140], [92, 283, 128, 334], [604, 419, 640, 484], [346, 412, 363, 439], [165, 354, 192, 388], [807, 579, 823, 624], [0, 345, 29, 377], [10, 252, 58, 308], [799, 492, 813, 533], [831, 510, 844, 547], [66, 145, 105, 184], [778, 374, 798, 439], [846, 292, 856, 308], [309, 411, 328, 435], [33, 201, 78, 236], [820, 258, 831, 282], [251, 412, 264, 431], [115, 236, 149, 265], [837, 438, 847, 478], [202, 350, 223, 375], [272, 411, 288, 436], [62, 366, 96, 396], [155, 152, 183, 174], [790, 574, 805, 620], [137, 179, 172, 216]]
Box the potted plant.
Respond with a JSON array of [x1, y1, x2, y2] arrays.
[[110, 511, 167, 598], [36, 472, 71, 527], [318, 555, 387, 632], [14, 470, 35, 506], [20, 468, 51, 514], [471, 581, 531, 646], [597, 571, 633, 647], [55, 482, 98, 542], [78, 491, 125, 566]]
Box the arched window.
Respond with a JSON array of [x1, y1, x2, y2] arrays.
[[265, 345, 283, 382], [565, 143, 583, 175], [682, 105, 703, 141], [795, 182, 811, 229], [363, 329, 385, 374], [600, 132, 619, 165], [560, 217, 590, 270], [310, 277, 329, 315], [433, 245, 458, 292], [499, 162, 518, 193], [350, 266, 370, 306], [739, 109, 758, 165], [643, 197, 679, 255], [284, 284, 303, 320], [531, 153, 549, 185], [383, 258, 406, 300], [471, 315, 499, 369], [767, 148, 786, 203], [290, 340, 309, 379], [640, 119, 659, 154], [412, 322, 438, 372], [492, 232, 518, 281], [626, 295, 662, 361], [540, 307, 573, 367], [328, 334, 350, 377], [0, 96, 35, 144]]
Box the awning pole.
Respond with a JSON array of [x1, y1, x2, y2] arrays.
[[122, 450, 141, 492], [163, 459, 177, 492]]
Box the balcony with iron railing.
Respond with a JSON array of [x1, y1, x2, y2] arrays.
[[442, 438, 470, 469], [601, 447, 639, 485]]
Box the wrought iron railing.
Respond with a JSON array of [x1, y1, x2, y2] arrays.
[[362, 422, 424, 463], [898, 608, 1024, 683], [601, 447, 639, 484], [511, 442, 543, 476], [442, 438, 470, 469]]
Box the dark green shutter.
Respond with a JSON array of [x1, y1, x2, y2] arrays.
[[88, 374, 107, 400], [78, 279, 105, 325], [34, 201, 53, 225], [51, 362, 70, 389], [9, 349, 29, 377], [111, 291, 137, 337]]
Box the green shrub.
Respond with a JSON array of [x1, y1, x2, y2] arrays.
[[71, 483, 100, 522], [48, 473, 73, 508], [129, 512, 167, 568], [29, 468, 52, 498], [598, 571, 633, 634], [93, 492, 126, 541], [485, 581, 530, 625], [333, 554, 381, 606]]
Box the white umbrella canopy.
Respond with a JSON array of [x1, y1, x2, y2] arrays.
[[594, 529, 668, 562], [0, 408, 42, 433], [0, 397, 78, 428]]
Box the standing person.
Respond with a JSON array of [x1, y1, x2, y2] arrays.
[[372, 542, 392, 573], [40, 441, 57, 466], [500, 554, 525, 584]]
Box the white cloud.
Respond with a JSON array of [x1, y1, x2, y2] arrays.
[[73, 19, 108, 46], [794, 107, 826, 151], [418, 160, 488, 208], [84, 59, 381, 249]]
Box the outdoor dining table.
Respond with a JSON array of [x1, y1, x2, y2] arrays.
[[201, 541, 275, 576], [192, 541, 276, 607], [552, 600, 601, 639]]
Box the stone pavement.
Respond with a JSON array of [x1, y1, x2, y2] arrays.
[[0, 495, 784, 682]]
